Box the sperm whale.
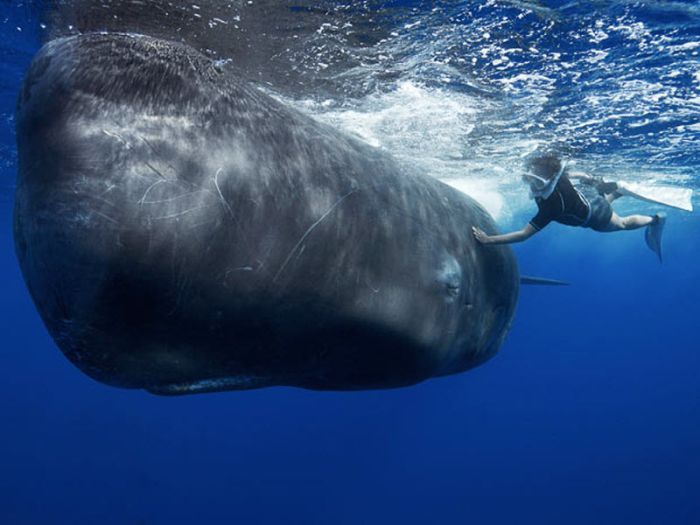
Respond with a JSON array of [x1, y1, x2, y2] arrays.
[[13, 32, 519, 394]]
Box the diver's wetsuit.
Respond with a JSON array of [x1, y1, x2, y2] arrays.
[[529, 176, 614, 232]]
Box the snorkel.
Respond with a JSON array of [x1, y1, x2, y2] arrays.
[[524, 159, 569, 199]]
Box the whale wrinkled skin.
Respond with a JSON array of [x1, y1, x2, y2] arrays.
[[14, 33, 518, 394]]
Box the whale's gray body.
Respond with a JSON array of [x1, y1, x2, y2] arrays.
[[14, 32, 518, 394]]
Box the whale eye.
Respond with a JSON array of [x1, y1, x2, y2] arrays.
[[444, 282, 460, 297], [435, 254, 462, 303]]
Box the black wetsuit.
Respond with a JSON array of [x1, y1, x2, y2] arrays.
[[529, 176, 614, 232]]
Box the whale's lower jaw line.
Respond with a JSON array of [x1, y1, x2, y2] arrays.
[[145, 374, 433, 395], [146, 376, 271, 396]]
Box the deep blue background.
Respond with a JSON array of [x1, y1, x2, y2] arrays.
[[1, 1, 699, 524]]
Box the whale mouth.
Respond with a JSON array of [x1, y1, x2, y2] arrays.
[[147, 376, 269, 396]]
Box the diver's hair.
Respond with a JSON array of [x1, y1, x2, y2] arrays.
[[524, 152, 562, 181]]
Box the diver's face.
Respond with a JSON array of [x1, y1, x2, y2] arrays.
[[521, 174, 535, 190], [522, 173, 545, 192], [529, 165, 550, 180], [528, 157, 561, 180]]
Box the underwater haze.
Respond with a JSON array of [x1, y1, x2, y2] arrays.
[[1, 1, 699, 523]]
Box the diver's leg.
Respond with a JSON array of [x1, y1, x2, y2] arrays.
[[598, 181, 623, 204], [599, 212, 655, 232], [600, 212, 666, 261], [604, 190, 624, 204]]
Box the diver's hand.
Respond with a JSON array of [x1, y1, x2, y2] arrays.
[[472, 226, 491, 244]]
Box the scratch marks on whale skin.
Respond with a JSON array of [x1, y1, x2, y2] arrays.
[[213, 167, 234, 218], [273, 188, 359, 283], [89, 210, 120, 225], [144, 160, 168, 180], [101, 129, 131, 148], [138, 179, 167, 205], [138, 134, 180, 176], [140, 189, 209, 205], [154, 205, 209, 221]]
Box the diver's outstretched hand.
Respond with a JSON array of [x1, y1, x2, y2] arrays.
[[472, 226, 490, 244]]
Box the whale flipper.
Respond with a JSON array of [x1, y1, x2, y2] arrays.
[[520, 276, 570, 286]]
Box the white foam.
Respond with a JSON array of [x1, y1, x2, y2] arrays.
[[293, 82, 527, 222], [439, 178, 506, 220], [306, 81, 479, 157]]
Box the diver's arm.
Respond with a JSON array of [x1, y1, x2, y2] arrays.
[[472, 224, 538, 245], [568, 171, 619, 193], [567, 170, 595, 181]]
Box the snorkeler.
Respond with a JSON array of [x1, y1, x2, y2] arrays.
[[472, 153, 667, 261]]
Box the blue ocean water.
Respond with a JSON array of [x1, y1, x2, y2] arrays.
[[1, 1, 699, 524]]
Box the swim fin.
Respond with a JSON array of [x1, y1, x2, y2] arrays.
[[644, 212, 666, 263], [617, 181, 693, 212]]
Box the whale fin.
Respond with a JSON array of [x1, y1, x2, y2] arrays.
[[520, 276, 570, 286]]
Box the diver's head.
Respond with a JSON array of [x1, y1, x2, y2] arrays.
[[522, 152, 566, 197], [525, 154, 562, 181]]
